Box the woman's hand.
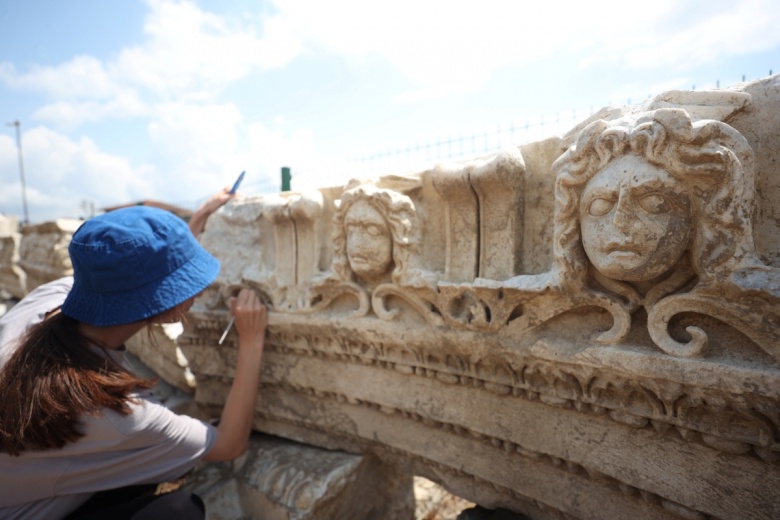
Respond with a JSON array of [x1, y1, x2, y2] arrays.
[[189, 187, 237, 236], [229, 289, 267, 348], [202, 187, 236, 214]]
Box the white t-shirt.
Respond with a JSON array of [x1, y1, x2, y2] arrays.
[[0, 278, 217, 520]]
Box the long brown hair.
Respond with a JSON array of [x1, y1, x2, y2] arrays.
[[0, 313, 155, 456]]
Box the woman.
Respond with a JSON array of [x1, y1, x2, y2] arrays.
[[0, 204, 266, 519]]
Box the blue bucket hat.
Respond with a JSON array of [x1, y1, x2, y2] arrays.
[[61, 206, 220, 326]]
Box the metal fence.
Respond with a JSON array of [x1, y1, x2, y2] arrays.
[[191, 69, 778, 201], [343, 70, 776, 177], [350, 108, 595, 175]]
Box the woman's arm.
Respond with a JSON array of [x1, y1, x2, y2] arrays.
[[203, 289, 267, 461], [188, 188, 235, 237]]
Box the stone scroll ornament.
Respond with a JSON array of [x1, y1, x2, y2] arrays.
[[551, 108, 780, 358], [430, 108, 780, 360]]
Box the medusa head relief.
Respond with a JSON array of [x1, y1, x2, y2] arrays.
[[554, 108, 755, 288], [301, 184, 425, 319], [547, 108, 780, 360], [578, 155, 694, 282], [344, 199, 394, 282], [332, 185, 419, 288]]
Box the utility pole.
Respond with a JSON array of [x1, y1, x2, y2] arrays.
[[7, 120, 29, 225]]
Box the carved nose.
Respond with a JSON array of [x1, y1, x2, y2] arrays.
[[350, 233, 369, 249], [611, 192, 633, 231]]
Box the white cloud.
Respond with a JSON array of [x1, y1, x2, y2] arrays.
[[275, 0, 780, 95], [3, 0, 779, 113], [0, 56, 116, 100], [32, 91, 150, 130], [112, 0, 301, 99], [5, 0, 775, 124], [3, 0, 780, 223], [620, 0, 780, 70], [0, 135, 20, 211], [0, 126, 156, 222], [146, 102, 246, 195], [273, 0, 646, 95], [244, 122, 320, 190], [1, 106, 336, 222], [575, 0, 780, 71], [0, 0, 303, 130]]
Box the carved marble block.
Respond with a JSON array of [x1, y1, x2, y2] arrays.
[[183, 75, 780, 520], [183, 434, 414, 520], [18, 219, 81, 293]]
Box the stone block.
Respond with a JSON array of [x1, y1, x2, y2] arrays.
[[126, 323, 196, 394], [183, 434, 414, 520], [0, 218, 25, 299], [18, 219, 81, 293]]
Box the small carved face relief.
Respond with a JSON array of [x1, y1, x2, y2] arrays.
[[579, 155, 693, 282], [345, 200, 393, 281]]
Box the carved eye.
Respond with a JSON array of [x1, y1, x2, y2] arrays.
[[638, 194, 671, 214], [365, 224, 384, 237], [588, 198, 614, 217]]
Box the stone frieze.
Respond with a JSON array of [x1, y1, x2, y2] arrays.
[[187, 75, 780, 519]]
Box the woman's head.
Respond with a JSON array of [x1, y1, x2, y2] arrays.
[[552, 108, 755, 285], [61, 206, 220, 326]]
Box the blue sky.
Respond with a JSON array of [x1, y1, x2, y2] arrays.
[[1, 0, 778, 222]]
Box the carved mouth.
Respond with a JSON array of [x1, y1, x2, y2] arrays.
[[604, 243, 642, 255], [604, 242, 642, 258], [606, 251, 641, 260]]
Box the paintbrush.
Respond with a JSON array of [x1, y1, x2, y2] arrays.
[[218, 316, 235, 345]]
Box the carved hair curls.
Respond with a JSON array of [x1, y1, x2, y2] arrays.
[[552, 108, 755, 287], [331, 185, 419, 284]]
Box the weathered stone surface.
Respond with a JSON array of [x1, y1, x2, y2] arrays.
[[184, 75, 780, 520], [183, 433, 415, 520], [126, 323, 196, 394], [0, 215, 25, 299], [415, 476, 477, 520], [18, 219, 81, 293], [0, 215, 17, 236]]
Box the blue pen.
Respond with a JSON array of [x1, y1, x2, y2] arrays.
[[230, 171, 245, 194]]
